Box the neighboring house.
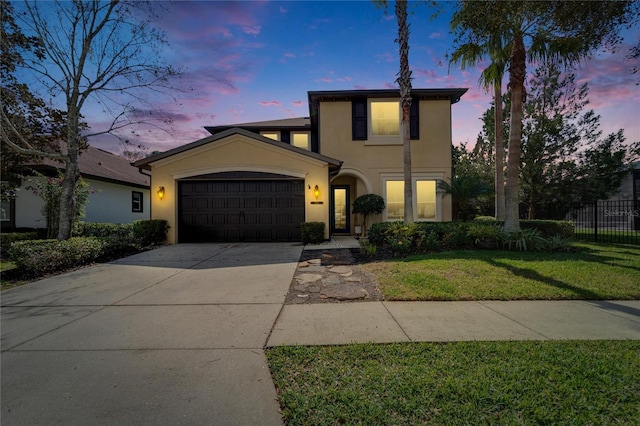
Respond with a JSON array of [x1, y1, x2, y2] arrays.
[[135, 88, 467, 243], [1, 145, 150, 231]]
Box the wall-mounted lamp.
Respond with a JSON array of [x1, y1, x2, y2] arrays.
[[314, 184, 320, 200], [157, 186, 165, 201]]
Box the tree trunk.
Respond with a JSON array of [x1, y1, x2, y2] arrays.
[[396, 0, 414, 224], [494, 80, 505, 221], [57, 115, 80, 240], [504, 33, 526, 232]]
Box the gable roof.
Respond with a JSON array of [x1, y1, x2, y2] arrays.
[[134, 127, 342, 171], [27, 145, 150, 188]]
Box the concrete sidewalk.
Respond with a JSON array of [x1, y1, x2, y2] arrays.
[[268, 300, 640, 346]]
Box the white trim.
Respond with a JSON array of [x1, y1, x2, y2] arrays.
[[366, 98, 401, 145], [331, 167, 373, 193], [172, 165, 308, 180], [291, 131, 310, 150], [380, 172, 444, 221], [153, 134, 329, 169]]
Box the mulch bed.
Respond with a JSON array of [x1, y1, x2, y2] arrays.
[[284, 249, 383, 304]]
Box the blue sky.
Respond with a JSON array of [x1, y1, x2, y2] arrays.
[[50, 1, 640, 155]]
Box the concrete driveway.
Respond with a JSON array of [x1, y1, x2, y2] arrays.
[[1, 243, 301, 426]]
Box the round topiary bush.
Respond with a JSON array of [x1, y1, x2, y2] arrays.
[[352, 194, 385, 236]]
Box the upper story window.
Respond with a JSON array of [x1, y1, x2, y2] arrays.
[[261, 131, 280, 141], [352, 98, 419, 143], [291, 132, 310, 150], [370, 100, 399, 137]]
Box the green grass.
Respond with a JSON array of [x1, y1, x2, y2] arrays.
[[0, 259, 16, 272], [267, 341, 640, 426], [575, 229, 639, 245], [364, 242, 640, 300]]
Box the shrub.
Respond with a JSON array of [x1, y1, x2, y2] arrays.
[[467, 224, 502, 249], [359, 238, 377, 257], [386, 222, 419, 256], [0, 232, 39, 258], [352, 194, 385, 235], [300, 222, 325, 244], [500, 228, 546, 252], [132, 220, 169, 247], [417, 229, 441, 252], [73, 222, 134, 240], [8, 237, 105, 277], [520, 220, 574, 239], [368, 222, 392, 246], [473, 216, 497, 222]]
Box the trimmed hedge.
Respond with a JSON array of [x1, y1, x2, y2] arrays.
[[472, 217, 575, 239], [8, 237, 105, 277], [133, 219, 169, 247], [1, 232, 39, 258], [369, 219, 574, 256], [301, 222, 325, 244]]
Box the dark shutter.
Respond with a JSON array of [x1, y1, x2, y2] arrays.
[[410, 98, 419, 140], [352, 98, 367, 140], [280, 130, 290, 144]]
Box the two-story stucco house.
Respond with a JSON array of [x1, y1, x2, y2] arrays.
[[134, 88, 467, 243]]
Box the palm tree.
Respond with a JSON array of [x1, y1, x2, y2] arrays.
[[449, 32, 509, 221], [395, 0, 414, 224], [451, 0, 637, 232]]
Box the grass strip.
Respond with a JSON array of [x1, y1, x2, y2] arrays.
[[267, 340, 640, 425], [364, 242, 640, 300]]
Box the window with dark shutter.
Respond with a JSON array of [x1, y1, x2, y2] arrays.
[[352, 98, 367, 140], [410, 98, 419, 140]]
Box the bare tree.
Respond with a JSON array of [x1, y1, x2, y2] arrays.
[[1, 0, 180, 239]]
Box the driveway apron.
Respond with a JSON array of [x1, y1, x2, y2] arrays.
[[1, 243, 301, 426]]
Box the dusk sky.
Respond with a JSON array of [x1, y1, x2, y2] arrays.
[[72, 1, 640, 155]]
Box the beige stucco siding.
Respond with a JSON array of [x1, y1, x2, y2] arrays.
[[148, 134, 331, 244], [319, 100, 453, 221]]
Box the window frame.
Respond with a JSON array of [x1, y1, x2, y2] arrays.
[[290, 131, 310, 150], [260, 131, 280, 141], [132, 191, 143, 213], [367, 98, 401, 145], [381, 174, 442, 222]]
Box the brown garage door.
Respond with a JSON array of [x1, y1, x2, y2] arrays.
[[179, 178, 305, 242]]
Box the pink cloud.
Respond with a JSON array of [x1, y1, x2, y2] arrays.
[[319, 78, 332, 83], [384, 82, 396, 89], [284, 53, 296, 58], [259, 101, 282, 107], [279, 6, 288, 13], [428, 32, 442, 39], [354, 85, 368, 90], [375, 52, 395, 63], [292, 100, 304, 107]]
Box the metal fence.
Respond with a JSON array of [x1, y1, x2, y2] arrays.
[[539, 200, 640, 244]]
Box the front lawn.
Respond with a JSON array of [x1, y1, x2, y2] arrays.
[[363, 242, 640, 300], [267, 341, 640, 425]]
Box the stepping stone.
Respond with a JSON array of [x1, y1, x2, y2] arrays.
[[307, 259, 322, 265], [340, 270, 353, 277], [298, 261, 310, 267], [345, 276, 361, 283], [321, 287, 369, 301], [307, 285, 321, 293], [295, 273, 322, 285], [328, 265, 351, 274], [322, 276, 341, 286], [297, 294, 309, 298]]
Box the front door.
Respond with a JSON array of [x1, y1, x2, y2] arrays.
[[331, 185, 350, 234]]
